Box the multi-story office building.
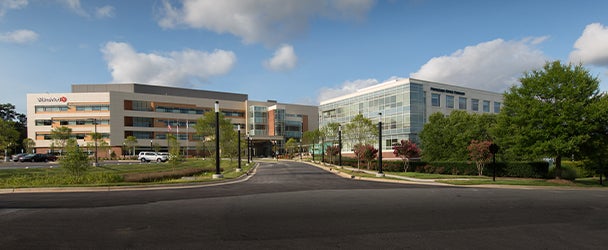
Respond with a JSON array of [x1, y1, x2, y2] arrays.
[[27, 83, 318, 157], [319, 78, 503, 156]]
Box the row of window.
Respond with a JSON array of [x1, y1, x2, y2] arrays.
[[431, 93, 500, 113], [35, 105, 109, 113], [38, 133, 109, 140], [35, 119, 110, 126]]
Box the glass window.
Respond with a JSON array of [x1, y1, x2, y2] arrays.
[[471, 99, 479, 111], [446, 95, 454, 109], [459, 97, 467, 110], [494, 102, 501, 113], [431, 93, 440, 107], [483, 100, 490, 112]]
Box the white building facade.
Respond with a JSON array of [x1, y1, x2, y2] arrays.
[[319, 78, 504, 154]]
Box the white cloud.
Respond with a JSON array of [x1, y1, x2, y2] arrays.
[[0, 0, 27, 17], [0, 29, 38, 44], [411, 38, 548, 92], [95, 5, 115, 18], [264, 44, 297, 71], [569, 23, 608, 67], [157, 0, 375, 45], [318, 78, 380, 103], [59, 0, 115, 19], [60, 0, 88, 17], [101, 42, 237, 86]]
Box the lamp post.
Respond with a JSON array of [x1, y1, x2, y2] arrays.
[[338, 124, 342, 167], [237, 125, 242, 172], [377, 113, 384, 177], [150, 140, 153, 151], [299, 139, 302, 160], [213, 101, 223, 179], [246, 133, 251, 164], [93, 119, 99, 167]]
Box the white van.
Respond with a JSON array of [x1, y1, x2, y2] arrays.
[[137, 152, 168, 162]]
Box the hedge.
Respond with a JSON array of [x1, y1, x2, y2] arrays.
[[331, 157, 548, 178]]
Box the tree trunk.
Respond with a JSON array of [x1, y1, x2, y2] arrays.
[[555, 155, 562, 179]]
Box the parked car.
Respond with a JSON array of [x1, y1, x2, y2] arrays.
[[11, 153, 28, 162], [44, 154, 58, 161], [137, 152, 168, 162], [19, 154, 48, 162]]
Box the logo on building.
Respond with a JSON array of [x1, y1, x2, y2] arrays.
[[37, 96, 68, 103]]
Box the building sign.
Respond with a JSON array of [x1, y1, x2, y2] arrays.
[[37, 96, 68, 103]]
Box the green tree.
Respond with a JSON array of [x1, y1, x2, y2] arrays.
[[23, 138, 35, 154], [194, 111, 235, 162], [60, 138, 90, 176], [495, 61, 602, 179], [167, 134, 183, 169], [303, 129, 321, 161], [353, 144, 378, 170], [420, 111, 496, 161], [124, 136, 138, 156], [344, 114, 377, 148], [51, 126, 72, 154], [0, 119, 20, 159], [285, 138, 298, 158]]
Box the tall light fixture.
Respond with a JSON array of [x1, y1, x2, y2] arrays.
[[237, 124, 242, 172], [213, 101, 223, 179], [377, 112, 384, 177], [93, 118, 99, 167], [338, 124, 342, 167]]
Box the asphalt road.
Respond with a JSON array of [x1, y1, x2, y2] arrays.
[[1, 161, 607, 249]]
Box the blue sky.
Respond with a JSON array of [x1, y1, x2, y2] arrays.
[[1, 0, 608, 114]]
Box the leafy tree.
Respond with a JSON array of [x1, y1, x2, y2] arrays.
[[344, 114, 377, 149], [494, 61, 601, 179], [578, 94, 608, 184], [325, 145, 340, 164], [467, 140, 493, 176], [51, 126, 72, 155], [303, 129, 321, 162], [420, 111, 496, 161], [60, 138, 90, 176], [194, 111, 235, 161], [23, 138, 35, 154], [1, 103, 27, 151], [354, 143, 378, 170], [124, 136, 138, 156], [319, 122, 340, 163], [285, 138, 298, 158], [392, 139, 421, 172], [167, 134, 183, 169], [0, 119, 20, 159]]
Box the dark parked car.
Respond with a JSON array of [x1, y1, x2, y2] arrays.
[[44, 154, 58, 161], [11, 153, 28, 162], [19, 154, 49, 162]]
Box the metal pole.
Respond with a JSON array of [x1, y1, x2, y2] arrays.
[[338, 124, 342, 167], [94, 118, 98, 167], [237, 125, 242, 172], [213, 101, 222, 178], [377, 113, 384, 177], [247, 134, 251, 164]]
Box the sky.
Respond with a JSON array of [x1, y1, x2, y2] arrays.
[[1, 0, 608, 114]]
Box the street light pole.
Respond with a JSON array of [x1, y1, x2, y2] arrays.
[[237, 125, 242, 172], [377, 113, 384, 177], [246, 133, 251, 164], [338, 124, 342, 167], [213, 101, 223, 179], [94, 118, 98, 167]]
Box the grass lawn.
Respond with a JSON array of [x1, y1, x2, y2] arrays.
[[0, 159, 252, 188], [385, 171, 489, 179]]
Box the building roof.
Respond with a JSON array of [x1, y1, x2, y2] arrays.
[[71, 83, 248, 102]]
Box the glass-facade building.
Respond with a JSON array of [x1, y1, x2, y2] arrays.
[[319, 78, 503, 153]]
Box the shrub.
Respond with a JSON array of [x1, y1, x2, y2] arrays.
[[548, 165, 577, 180]]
